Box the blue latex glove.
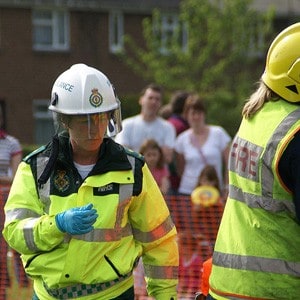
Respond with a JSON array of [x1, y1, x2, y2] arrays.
[[55, 203, 98, 235]]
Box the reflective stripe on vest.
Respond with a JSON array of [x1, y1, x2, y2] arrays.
[[213, 251, 300, 277], [229, 184, 295, 214], [144, 264, 178, 280]]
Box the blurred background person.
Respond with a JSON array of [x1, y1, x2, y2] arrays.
[[190, 165, 224, 264], [175, 94, 231, 197], [0, 106, 27, 300], [192, 165, 222, 210], [158, 103, 172, 120], [177, 232, 204, 299], [167, 90, 191, 194], [0, 106, 22, 185], [115, 83, 176, 164], [167, 90, 190, 136], [139, 139, 170, 195]]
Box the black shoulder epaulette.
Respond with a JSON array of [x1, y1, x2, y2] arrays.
[[123, 147, 144, 196], [124, 148, 145, 163], [23, 145, 47, 163]]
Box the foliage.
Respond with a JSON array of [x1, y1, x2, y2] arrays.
[[121, 0, 274, 136], [22, 144, 41, 158], [119, 94, 141, 119]]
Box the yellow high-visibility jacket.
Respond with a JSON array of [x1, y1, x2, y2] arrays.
[[210, 100, 300, 299], [3, 135, 178, 300]]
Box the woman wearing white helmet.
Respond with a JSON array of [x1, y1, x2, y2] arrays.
[[207, 23, 300, 300], [2, 64, 179, 300]]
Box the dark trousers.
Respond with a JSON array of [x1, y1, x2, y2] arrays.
[[32, 286, 135, 300]]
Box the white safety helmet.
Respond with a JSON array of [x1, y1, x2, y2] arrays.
[[49, 63, 122, 136]]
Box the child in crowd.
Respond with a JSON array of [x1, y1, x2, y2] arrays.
[[134, 139, 170, 299], [191, 165, 222, 209], [191, 165, 224, 237], [178, 232, 204, 299], [139, 139, 170, 195], [196, 165, 220, 191], [192, 166, 224, 299]]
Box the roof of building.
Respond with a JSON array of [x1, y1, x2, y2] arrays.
[[0, 0, 181, 13]]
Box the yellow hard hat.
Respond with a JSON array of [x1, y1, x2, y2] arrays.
[[262, 23, 300, 102]]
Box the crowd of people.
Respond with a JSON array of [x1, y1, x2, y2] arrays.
[[116, 83, 231, 199], [1, 22, 300, 300]]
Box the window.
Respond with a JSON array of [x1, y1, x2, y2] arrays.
[[0, 100, 6, 130], [247, 19, 267, 58], [109, 11, 124, 53], [154, 13, 188, 54], [32, 9, 70, 51], [33, 100, 54, 145]]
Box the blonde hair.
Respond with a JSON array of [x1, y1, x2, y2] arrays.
[[242, 80, 280, 119]]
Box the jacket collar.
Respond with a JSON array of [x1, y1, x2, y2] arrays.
[[57, 133, 132, 174]]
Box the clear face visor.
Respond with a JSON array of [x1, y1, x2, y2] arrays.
[[54, 107, 122, 139], [107, 106, 122, 137]]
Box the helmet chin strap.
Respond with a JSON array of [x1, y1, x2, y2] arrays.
[[87, 115, 93, 139], [108, 116, 115, 133], [37, 134, 59, 188]]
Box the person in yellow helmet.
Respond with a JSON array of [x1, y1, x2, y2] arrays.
[[208, 23, 300, 299], [2, 64, 179, 300]]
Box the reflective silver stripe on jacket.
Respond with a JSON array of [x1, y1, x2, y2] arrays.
[[24, 218, 41, 252], [73, 223, 132, 242], [144, 264, 178, 279], [213, 251, 300, 277], [132, 215, 175, 243], [5, 208, 41, 223]]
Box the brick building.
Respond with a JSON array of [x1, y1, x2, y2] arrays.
[[0, 0, 298, 144]]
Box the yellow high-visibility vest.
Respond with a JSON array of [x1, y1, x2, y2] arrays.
[[210, 100, 300, 300]]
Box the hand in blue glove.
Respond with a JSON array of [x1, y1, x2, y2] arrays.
[[55, 203, 98, 235]]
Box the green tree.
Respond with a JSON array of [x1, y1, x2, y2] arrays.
[[122, 0, 274, 136]]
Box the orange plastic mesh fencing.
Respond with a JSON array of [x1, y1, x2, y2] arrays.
[[0, 186, 33, 300], [134, 194, 224, 300]]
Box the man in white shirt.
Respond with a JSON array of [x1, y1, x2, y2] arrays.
[[115, 84, 176, 163]]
